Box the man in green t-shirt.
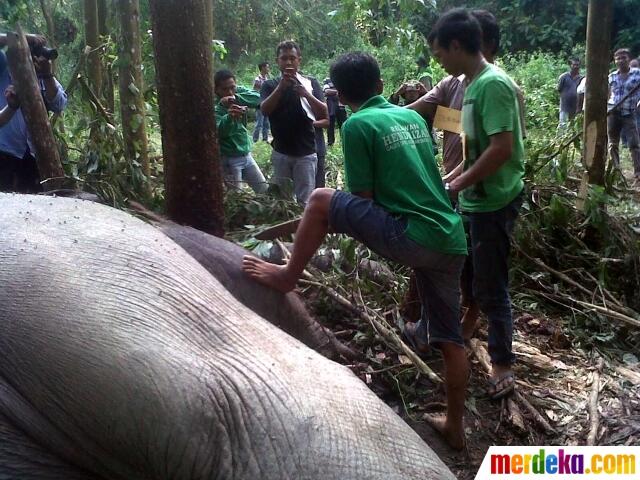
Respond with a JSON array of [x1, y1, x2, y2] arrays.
[[214, 69, 267, 193], [244, 52, 469, 450], [429, 8, 525, 401]]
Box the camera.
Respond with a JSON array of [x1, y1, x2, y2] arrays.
[[30, 45, 58, 61]]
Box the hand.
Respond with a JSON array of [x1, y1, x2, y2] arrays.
[[228, 104, 246, 119], [220, 96, 236, 108], [281, 68, 299, 88], [415, 82, 428, 96], [396, 83, 408, 96], [33, 56, 53, 77], [4, 85, 20, 110], [292, 82, 308, 98]]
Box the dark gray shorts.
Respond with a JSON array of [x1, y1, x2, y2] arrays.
[[329, 190, 465, 347]]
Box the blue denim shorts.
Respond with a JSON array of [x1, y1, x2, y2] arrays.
[[329, 190, 465, 347]]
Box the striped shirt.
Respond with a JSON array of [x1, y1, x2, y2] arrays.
[[608, 67, 640, 115]]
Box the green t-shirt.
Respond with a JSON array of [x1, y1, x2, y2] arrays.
[[215, 86, 261, 157], [460, 64, 525, 212], [341, 95, 467, 256]]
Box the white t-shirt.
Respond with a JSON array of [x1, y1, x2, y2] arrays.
[[577, 77, 586, 110]]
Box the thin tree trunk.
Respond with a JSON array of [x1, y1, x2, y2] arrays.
[[98, 0, 115, 112], [39, 0, 56, 47], [117, 0, 149, 197], [582, 0, 613, 187], [6, 28, 64, 190], [149, 0, 224, 236], [83, 0, 102, 99]]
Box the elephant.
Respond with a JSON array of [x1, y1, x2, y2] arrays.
[[127, 205, 356, 362], [0, 193, 455, 480]]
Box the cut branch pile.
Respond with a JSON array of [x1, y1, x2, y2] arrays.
[[513, 184, 640, 337]]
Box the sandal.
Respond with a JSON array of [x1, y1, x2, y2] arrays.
[[488, 371, 515, 400], [401, 322, 431, 360]]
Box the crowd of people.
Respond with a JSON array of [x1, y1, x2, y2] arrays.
[[243, 8, 525, 451], [558, 49, 640, 185]]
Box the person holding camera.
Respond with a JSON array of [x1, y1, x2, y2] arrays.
[[214, 69, 267, 194], [259, 40, 328, 205], [0, 33, 67, 193], [388, 81, 427, 106]]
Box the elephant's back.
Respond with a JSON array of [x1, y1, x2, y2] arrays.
[[0, 193, 455, 480]]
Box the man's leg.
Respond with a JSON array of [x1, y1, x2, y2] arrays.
[[292, 153, 317, 206], [469, 193, 522, 398], [222, 156, 244, 190], [413, 264, 467, 450], [243, 188, 335, 292], [327, 115, 336, 146], [315, 154, 326, 188], [623, 115, 640, 179], [253, 110, 263, 143], [242, 154, 268, 194], [0, 152, 18, 192], [608, 113, 623, 169], [262, 115, 270, 141], [271, 151, 294, 196], [16, 154, 42, 193]]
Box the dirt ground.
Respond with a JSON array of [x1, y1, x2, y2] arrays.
[[312, 303, 640, 480]]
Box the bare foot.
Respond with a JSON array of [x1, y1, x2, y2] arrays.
[[242, 255, 299, 293], [461, 304, 480, 341], [424, 414, 465, 450]]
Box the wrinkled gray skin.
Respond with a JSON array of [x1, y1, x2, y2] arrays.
[[0, 194, 455, 480], [157, 223, 356, 361]]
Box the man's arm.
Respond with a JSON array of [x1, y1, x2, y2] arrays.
[[260, 78, 290, 115], [0, 85, 19, 127], [448, 131, 512, 193], [235, 86, 261, 109], [405, 98, 437, 123]]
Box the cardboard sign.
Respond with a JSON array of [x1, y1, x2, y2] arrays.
[[433, 106, 462, 134]]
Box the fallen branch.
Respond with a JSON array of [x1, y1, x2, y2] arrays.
[[469, 338, 556, 435], [274, 240, 443, 384], [77, 75, 113, 126], [514, 391, 556, 435], [587, 357, 605, 446], [517, 246, 640, 326], [300, 278, 442, 384], [507, 398, 527, 434]]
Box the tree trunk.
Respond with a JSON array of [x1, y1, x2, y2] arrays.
[[39, 0, 57, 47], [204, 0, 214, 41], [117, 0, 150, 197], [149, 0, 224, 236], [582, 0, 613, 187], [6, 28, 64, 191], [83, 0, 102, 99], [98, 0, 115, 113]]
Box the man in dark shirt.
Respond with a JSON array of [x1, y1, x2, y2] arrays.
[[260, 40, 328, 205], [557, 58, 582, 128]]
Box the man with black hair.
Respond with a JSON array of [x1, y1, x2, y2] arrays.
[[214, 69, 267, 193], [557, 58, 582, 127], [260, 40, 328, 205], [244, 51, 469, 450], [428, 8, 525, 402], [0, 33, 67, 193], [252, 62, 270, 142], [406, 9, 524, 345], [607, 48, 640, 185]]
